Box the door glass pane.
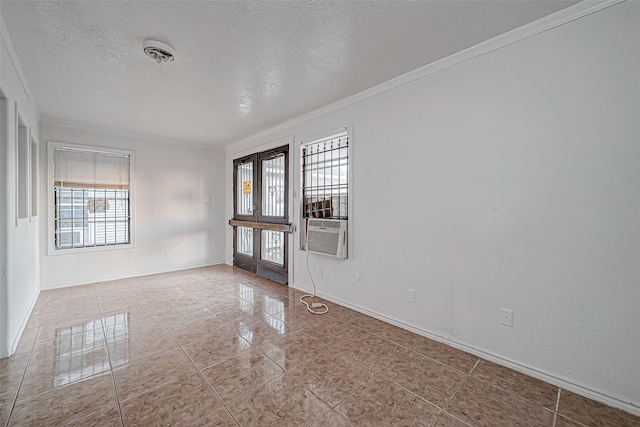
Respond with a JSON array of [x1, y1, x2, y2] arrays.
[[237, 162, 253, 215], [262, 154, 285, 217], [237, 226, 253, 256], [261, 230, 284, 265]]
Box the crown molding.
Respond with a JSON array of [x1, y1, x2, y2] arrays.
[[227, 0, 625, 152]]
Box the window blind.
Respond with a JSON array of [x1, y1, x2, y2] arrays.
[[53, 148, 130, 190]]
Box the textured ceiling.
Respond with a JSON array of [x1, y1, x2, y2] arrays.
[[1, 1, 578, 148]]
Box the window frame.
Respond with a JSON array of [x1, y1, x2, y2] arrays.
[[30, 135, 39, 221], [15, 107, 30, 224], [298, 125, 353, 259], [47, 141, 135, 255]]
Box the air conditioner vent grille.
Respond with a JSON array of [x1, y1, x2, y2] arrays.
[[306, 218, 347, 258], [308, 219, 341, 229]]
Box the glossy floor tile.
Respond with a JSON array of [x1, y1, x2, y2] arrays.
[[310, 410, 354, 427], [379, 349, 466, 407], [18, 345, 111, 399], [444, 377, 554, 426], [0, 352, 29, 374], [112, 347, 196, 401], [190, 407, 239, 426], [182, 329, 252, 370], [201, 349, 284, 404], [431, 412, 472, 427], [470, 359, 558, 409], [2, 265, 638, 427], [228, 374, 330, 427], [120, 372, 221, 426], [336, 376, 440, 426], [411, 337, 480, 374], [289, 351, 375, 407], [9, 373, 117, 426], [557, 389, 640, 427], [65, 405, 123, 427], [331, 333, 408, 373], [168, 316, 226, 346], [258, 329, 331, 371]]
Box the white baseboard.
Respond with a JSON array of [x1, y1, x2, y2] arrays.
[[6, 287, 40, 357], [40, 260, 226, 290], [291, 282, 640, 417]]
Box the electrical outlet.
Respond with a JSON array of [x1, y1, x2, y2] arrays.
[[355, 270, 361, 282], [203, 195, 211, 202], [407, 289, 415, 303], [163, 250, 170, 258], [501, 308, 513, 327]]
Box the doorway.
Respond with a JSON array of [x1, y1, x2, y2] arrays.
[[232, 145, 290, 284]]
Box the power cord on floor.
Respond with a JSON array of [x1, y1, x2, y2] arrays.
[[300, 251, 329, 315]]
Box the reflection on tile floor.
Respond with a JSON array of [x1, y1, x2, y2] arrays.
[[1, 265, 638, 426]]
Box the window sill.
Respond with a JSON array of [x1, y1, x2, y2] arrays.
[[47, 243, 134, 257]]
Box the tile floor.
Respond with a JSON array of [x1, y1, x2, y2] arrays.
[[1, 265, 638, 426]]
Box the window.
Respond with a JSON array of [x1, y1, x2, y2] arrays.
[[300, 129, 351, 257], [50, 143, 132, 251], [301, 130, 349, 220], [17, 114, 29, 220], [31, 138, 39, 218]]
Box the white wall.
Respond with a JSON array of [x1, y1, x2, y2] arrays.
[[225, 1, 640, 413], [1, 18, 41, 357], [39, 123, 226, 288]]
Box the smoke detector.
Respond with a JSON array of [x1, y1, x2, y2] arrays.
[[143, 40, 175, 64]]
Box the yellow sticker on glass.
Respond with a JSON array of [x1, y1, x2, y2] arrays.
[[242, 181, 252, 194]]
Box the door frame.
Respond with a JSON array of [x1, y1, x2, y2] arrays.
[[232, 143, 291, 284]]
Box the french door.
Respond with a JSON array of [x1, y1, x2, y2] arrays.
[[232, 145, 290, 284]]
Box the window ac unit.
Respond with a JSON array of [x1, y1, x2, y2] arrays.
[[306, 218, 347, 259]]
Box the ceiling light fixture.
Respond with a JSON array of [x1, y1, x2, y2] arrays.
[[143, 40, 175, 64]]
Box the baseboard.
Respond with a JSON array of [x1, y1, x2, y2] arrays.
[[40, 260, 226, 291], [6, 287, 40, 356], [291, 282, 640, 417]]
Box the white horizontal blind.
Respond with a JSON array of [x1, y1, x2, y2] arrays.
[[54, 148, 130, 190], [53, 146, 131, 250]]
